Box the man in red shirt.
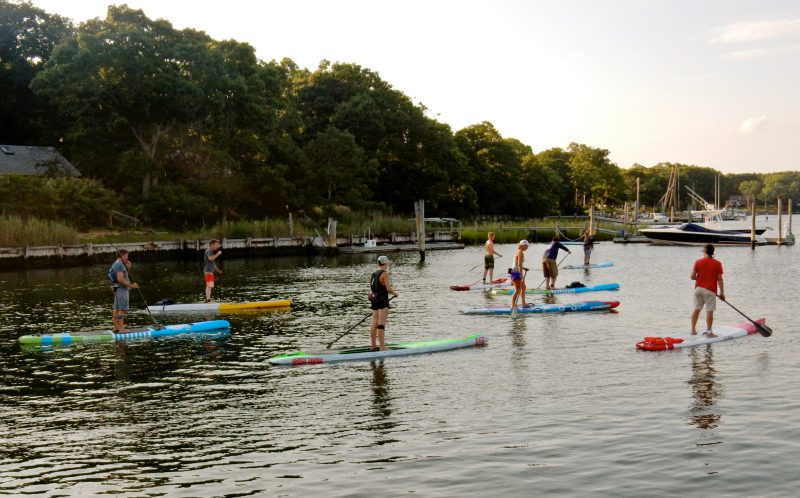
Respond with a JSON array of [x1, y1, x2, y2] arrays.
[[690, 243, 725, 337]]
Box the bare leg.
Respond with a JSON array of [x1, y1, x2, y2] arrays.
[[705, 310, 716, 337], [376, 308, 388, 350], [370, 311, 379, 349], [690, 309, 700, 334]]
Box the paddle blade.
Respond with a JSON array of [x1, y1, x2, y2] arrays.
[[756, 323, 772, 337]]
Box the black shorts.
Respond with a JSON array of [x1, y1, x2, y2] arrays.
[[484, 255, 495, 269], [371, 299, 390, 311]]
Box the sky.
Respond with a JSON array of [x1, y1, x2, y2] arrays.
[[30, 0, 800, 173]]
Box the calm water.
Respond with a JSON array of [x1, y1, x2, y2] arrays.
[[1, 218, 799, 497]]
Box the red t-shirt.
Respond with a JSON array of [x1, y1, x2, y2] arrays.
[[693, 256, 723, 293]]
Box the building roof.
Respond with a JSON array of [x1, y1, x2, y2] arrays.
[[0, 145, 80, 177]]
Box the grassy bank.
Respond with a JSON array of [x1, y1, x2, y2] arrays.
[[0, 215, 80, 246], [1, 213, 625, 248]]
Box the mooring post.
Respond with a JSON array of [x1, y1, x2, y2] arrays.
[[415, 199, 426, 261], [750, 202, 757, 250]]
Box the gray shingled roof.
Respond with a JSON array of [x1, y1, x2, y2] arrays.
[[0, 145, 80, 177]]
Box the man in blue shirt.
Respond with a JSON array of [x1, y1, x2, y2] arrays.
[[109, 250, 139, 332], [542, 236, 571, 290]]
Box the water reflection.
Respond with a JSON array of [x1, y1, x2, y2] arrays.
[[370, 360, 393, 422], [687, 346, 722, 429]]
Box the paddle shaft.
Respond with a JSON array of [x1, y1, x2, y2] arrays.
[[716, 294, 772, 337], [327, 296, 396, 349], [470, 256, 500, 273], [114, 247, 162, 329]]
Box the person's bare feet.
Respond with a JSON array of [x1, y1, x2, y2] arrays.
[[704, 330, 717, 338]]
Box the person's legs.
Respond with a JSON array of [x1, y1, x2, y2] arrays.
[[690, 309, 701, 334], [376, 308, 389, 350], [482, 267, 488, 284], [205, 273, 214, 302], [370, 311, 379, 349], [705, 310, 716, 336]]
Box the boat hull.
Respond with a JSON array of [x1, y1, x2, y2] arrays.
[[640, 223, 767, 246]]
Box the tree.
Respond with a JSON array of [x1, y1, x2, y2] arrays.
[[303, 126, 374, 207], [31, 6, 229, 200], [0, 0, 73, 143], [738, 180, 762, 207], [567, 143, 625, 208]]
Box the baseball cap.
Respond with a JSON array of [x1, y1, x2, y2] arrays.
[[377, 255, 390, 265]]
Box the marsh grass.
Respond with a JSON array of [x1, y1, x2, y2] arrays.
[[0, 215, 80, 246]]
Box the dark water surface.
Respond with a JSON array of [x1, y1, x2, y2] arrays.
[[2, 221, 799, 496]]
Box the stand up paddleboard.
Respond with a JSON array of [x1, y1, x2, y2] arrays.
[[492, 283, 619, 295], [462, 301, 619, 315], [18, 320, 231, 345], [635, 319, 766, 351], [562, 261, 613, 269], [147, 299, 291, 313], [450, 278, 510, 291], [269, 334, 487, 365]]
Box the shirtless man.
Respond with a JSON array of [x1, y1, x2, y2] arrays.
[[482, 232, 503, 287]]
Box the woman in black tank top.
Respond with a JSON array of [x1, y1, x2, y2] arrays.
[[370, 256, 398, 351]]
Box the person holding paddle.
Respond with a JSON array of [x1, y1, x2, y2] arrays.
[[109, 250, 139, 333], [510, 240, 530, 311], [370, 255, 398, 351], [690, 243, 725, 337], [542, 236, 571, 290], [482, 232, 502, 288]]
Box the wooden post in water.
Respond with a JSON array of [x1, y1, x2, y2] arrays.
[[751, 202, 757, 250], [326, 218, 337, 247], [777, 198, 783, 244], [415, 199, 426, 261], [288, 212, 293, 238], [789, 198, 793, 237]]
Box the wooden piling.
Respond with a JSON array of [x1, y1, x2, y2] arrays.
[[415, 199, 426, 261]]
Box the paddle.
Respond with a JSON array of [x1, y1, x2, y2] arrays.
[[469, 256, 501, 273], [716, 294, 772, 337], [326, 296, 396, 349], [113, 247, 163, 330]]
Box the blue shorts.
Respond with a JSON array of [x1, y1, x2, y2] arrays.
[[510, 270, 522, 281]]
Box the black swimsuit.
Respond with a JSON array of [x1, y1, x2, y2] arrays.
[[370, 270, 390, 310]]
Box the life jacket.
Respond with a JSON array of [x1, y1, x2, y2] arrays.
[[636, 336, 684, 351]]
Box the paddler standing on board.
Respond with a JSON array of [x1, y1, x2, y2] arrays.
[[542, 236, 571, 290], [204, 239, 223, 302], [690, 243, 725, 337], [109, 250, 138, 333], [370, 255, 398, 351], [482, 231, 502, 288], [510, 240, 530, 311]]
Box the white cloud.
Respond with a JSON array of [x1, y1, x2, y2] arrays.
[[710, 18, 800, 44], [740, 116, 768, 134]]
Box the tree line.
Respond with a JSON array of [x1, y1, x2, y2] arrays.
[[1, 1, 797, 230]]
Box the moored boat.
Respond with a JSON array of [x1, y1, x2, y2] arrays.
[[639, 222, 767, 246]]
